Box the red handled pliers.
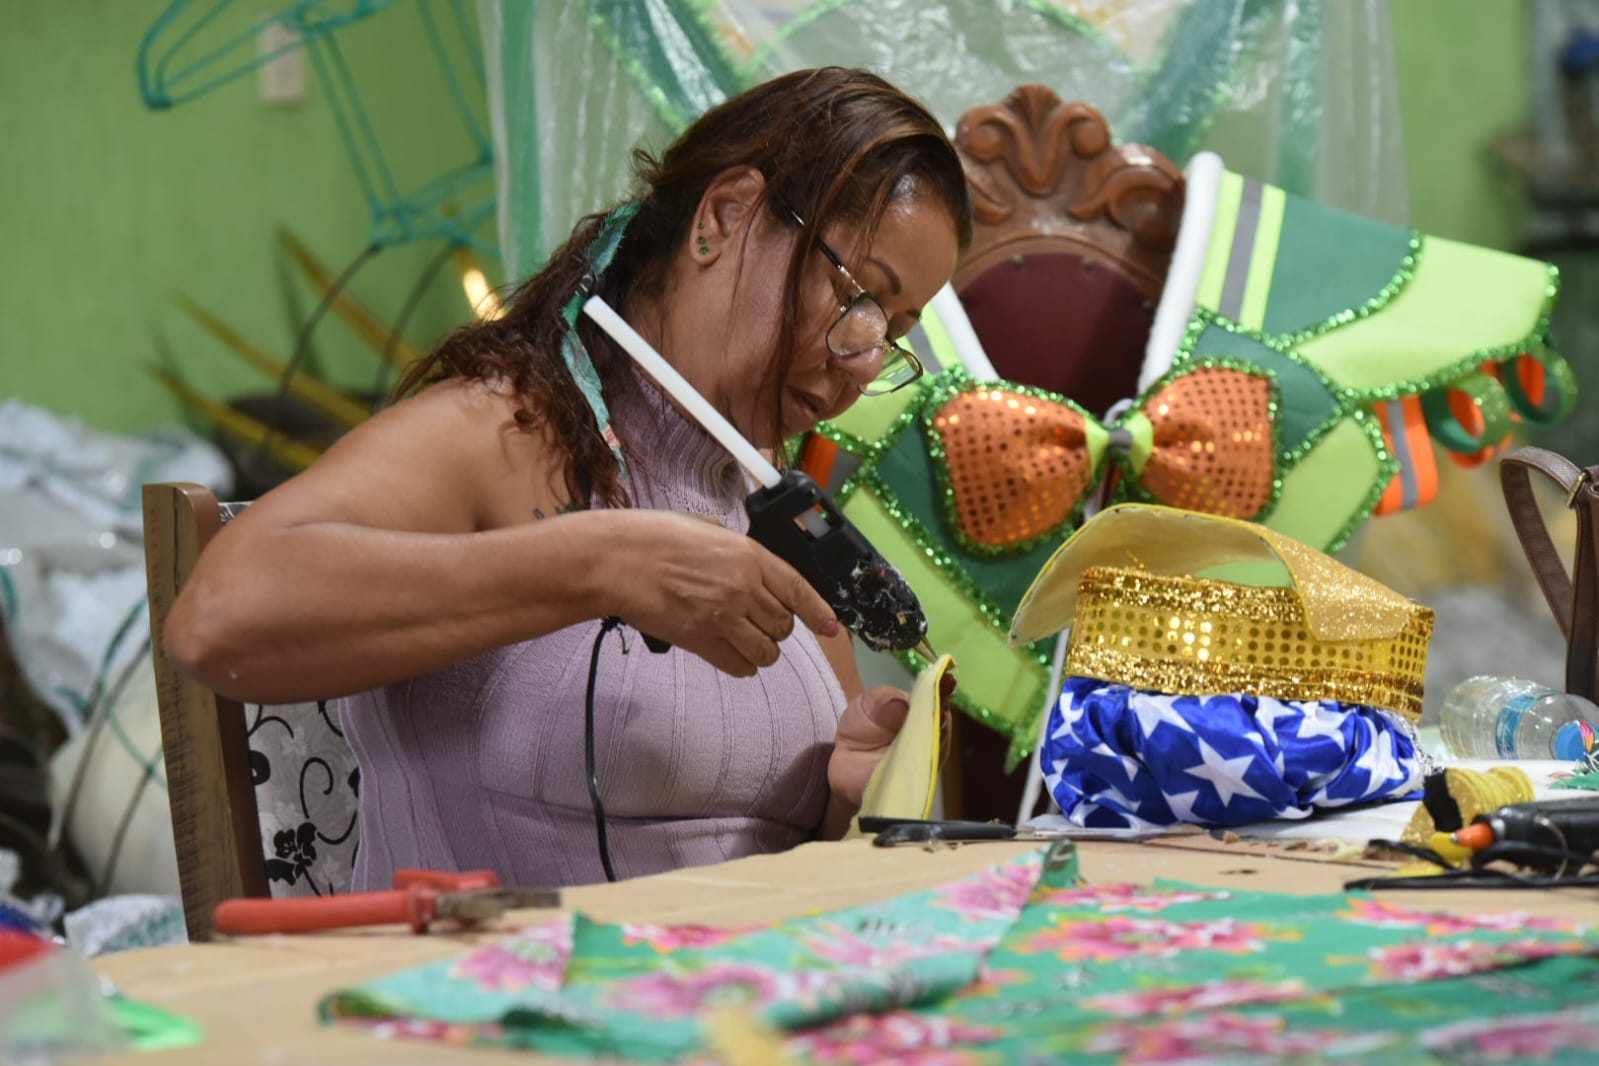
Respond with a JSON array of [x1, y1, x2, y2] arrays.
[[212, 869, 560, 935]]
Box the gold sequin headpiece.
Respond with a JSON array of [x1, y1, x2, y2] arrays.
[[1009, 504, 1434, 720]]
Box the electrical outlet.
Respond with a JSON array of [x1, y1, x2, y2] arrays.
[[258, 21, 306, 107]]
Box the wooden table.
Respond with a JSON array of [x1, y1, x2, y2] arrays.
[[85, 836, 1599, 1064]]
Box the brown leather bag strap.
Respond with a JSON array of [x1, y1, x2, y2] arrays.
[[1500, 445, 1599, 702]]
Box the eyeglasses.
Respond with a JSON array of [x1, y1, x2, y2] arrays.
[[789, 211, 924, 396]]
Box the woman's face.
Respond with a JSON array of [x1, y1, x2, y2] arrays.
[[718, 184, 960, 447]]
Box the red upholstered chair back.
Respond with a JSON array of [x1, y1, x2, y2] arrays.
[[953, 86, 1185, 417]]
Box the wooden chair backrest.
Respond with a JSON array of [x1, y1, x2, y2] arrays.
[[953, 85, 1185, 416], [142, 482, 266, 939]]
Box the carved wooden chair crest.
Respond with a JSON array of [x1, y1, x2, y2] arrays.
[[952, 85, 1185, 419]]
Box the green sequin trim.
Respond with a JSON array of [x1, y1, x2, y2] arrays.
[[859, 465, 1053, 756], [813, 377, 936, 505], [812, 420, 875, 461], [1181, 311, 1352, 468], [1422, 370, 1514, 455], [1189, 245, 1569, 425], [1164, 309, 1397, 552], [1275, 232, 1423, 347], [1180, 318, 1341, 452], [1240, 251, 1565, 414], [861, 466, 1041, 650], [1503, 342, 1579, 424], [803, 245, 1567, 750], [1177, 264, 1572, 479], [1324, 405, 1399, 554], [813, 396, 1052, 752]]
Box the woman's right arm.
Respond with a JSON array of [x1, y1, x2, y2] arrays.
[[164, 379, 837, 704]]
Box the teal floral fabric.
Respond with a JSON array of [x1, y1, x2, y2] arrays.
[[323, 845, 1599, 1063]]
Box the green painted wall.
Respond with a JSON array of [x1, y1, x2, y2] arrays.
[[0, 1, 490, 434], [1391, 0, 1530, 250], [0, 2, 1538, 434]]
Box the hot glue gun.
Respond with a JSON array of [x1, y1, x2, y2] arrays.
[[582, 296, 930, 655], [1452, 796, 1599, 872]]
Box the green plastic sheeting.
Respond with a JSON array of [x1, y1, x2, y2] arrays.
[[481, 0, 1408, 277]]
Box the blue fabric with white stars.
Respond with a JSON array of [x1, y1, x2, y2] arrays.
[[1042, 676, 1424, 829]]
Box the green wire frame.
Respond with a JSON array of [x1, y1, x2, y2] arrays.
[[138, 0, 497, 254]]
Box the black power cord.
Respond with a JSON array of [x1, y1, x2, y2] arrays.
[[585, 617, 628, 882], [1347, 838, 1599, 892], [368, 240, 456, 406], [251, 241, 380, 472], [1345, 868, 1599, 892]]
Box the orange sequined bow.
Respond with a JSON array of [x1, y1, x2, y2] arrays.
[[928, 365, 1276, 551]]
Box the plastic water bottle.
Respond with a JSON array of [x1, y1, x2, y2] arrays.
[[1439, 676, 1599, 761]]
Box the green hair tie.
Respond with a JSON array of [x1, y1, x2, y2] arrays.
[[560, 201, 642, 483]]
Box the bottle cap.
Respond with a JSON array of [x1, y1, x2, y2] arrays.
[[1554, 720, 1595, 762]]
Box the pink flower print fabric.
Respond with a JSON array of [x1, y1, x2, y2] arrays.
[[324, 847, 1059, 1059], [618, 923, 752, 952], [1033, 882, 1233, 913], [323, 845, 1599, 1063], [1084, 1011, 1392, 1063], [1338, 895, 1587, 937], [1422, 1004, 1599, 1062], [605, 962, 802, 1017], [448, 918, 571, 994], [1014, 914, 1279, 963], [1354, 938, 1591, 982]]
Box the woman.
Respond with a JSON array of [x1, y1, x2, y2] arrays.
[[165, 67, 972, 889]]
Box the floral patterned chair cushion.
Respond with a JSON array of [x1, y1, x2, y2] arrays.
[[245, 699, 359, 898]]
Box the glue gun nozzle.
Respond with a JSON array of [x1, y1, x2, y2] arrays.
[[1451, 822, 1494, 850]]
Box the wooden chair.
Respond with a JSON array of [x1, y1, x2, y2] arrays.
[[142, 483, 263, 939], [953, 85, 1185, 418], [940, 87, 1186, 824], [142, 483, 359, 939]]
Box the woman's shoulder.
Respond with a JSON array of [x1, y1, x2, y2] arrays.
[[340, 377, 550, 465], [262, 377, 573, 533]]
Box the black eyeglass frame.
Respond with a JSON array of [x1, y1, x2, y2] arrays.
[[786, 210, 925, 396]]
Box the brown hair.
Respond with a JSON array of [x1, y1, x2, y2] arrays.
[[400, 67, 972, 508]]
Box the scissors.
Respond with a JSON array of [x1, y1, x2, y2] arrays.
[[212, 869, 560, 935], [859, 816, 1023, 846]]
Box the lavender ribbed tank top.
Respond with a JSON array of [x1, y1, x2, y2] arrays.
[[341, 381, 845, 889]]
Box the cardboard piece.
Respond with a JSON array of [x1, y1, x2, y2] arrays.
[[88, 838, 1599, 1064]]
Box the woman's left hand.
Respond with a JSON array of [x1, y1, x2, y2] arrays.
[[826, 685, 913, 817], [818, 671, 957, 839]]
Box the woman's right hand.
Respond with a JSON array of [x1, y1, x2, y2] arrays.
[[599, 510, 840, 677]]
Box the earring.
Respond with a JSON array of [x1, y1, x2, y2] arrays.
[[696, 221, 710, 256]]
